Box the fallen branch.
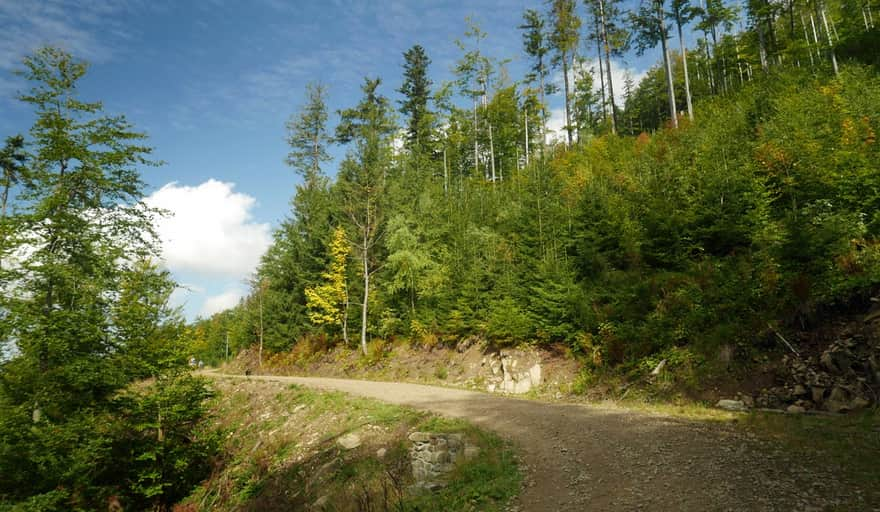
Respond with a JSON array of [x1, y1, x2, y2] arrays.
[[767, 323, 801, 358]]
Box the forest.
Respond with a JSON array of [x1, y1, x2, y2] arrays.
[[191, 0, 879, 373], [0, 0, 878, 509]]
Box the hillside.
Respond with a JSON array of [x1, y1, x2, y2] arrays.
[[179, 377, 519, 511]]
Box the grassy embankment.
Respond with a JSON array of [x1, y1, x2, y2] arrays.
[[178, 378, 520, 511]]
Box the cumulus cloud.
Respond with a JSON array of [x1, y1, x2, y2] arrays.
[[545, 107, 568, 144], [544, 59, 648, 143], [580, 58, 648, 107], [200, 289, 245, 317], [145, 179, 271, 278]]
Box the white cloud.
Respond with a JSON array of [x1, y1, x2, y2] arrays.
[[145, 179, 271, 278], [545, 107, 567, 144], [583, 58, 648, 107], [552, 59, 648, 110], [200, 289, 245, 317], [545, 59, 647, 143]]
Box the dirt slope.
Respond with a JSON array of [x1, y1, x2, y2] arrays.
[[210, 374, 869, 511]]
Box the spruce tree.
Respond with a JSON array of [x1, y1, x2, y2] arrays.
[[336, 78, 396, 355], [398, 45, 433, 152]]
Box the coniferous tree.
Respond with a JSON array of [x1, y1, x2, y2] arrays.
[[336, 78, 396, 355], [0, 135, 26, 220], [670, 0, 698, 120], [286, 82, 331, 185], [631, 0, 680, 127], [398, 45, 433, 153], [520, 9, 554, 141], [0, 46, 213, 510], [260, 83, 335, 350], [548, 0, 582, 145]]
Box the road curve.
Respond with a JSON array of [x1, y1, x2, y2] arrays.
[[208, 373, 857, 511]]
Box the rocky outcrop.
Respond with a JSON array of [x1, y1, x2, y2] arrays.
[[482, 350, 542, 394], [408, 432, 478, 490], [756, 325, 878, 413]]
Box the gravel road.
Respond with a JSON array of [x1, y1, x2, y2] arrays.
[[211, 374, 866, 511]]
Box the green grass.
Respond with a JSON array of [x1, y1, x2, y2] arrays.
[[182, 379, 521, 511]]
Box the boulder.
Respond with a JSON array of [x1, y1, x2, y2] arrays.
[[716, 399, 748, 412], [786, 404, 806, 414], [849, 396, 871, 411], [337, 433, 361, 450]]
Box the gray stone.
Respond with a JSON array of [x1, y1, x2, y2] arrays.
[[793, 384, 808, 396], [337, 433, 361, 450], [376, 448, 387, 459], [716, 399, 748, 412], [811, 386, 826, 403], [849, 396, 871, 411], [820, 351, 838, 373], [786, 405, 806, 414], [829, 385, 849, 403], [408, 432, 433, 442], [464, 444, 481, 459]]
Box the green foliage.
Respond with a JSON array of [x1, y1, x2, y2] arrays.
[[0, 47, 215, 511], [113, 373, 218, 509]]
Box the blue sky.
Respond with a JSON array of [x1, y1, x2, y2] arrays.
[[0, 0, 666, 319]]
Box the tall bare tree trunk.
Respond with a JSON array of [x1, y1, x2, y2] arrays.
[[599, 0, 618, 134], [659, 0, 678, 128], [342, 281, 350, 345], [594, 17, 608, 123], [443, 148, 448, 194], [801, 13, 816, 67], [360, 232, 369, 356], [488, 123, 497, 182], [676, 14, 694, 121], [562, 51, 573, 145], [258, 283, 264, 368], [472, 97, 479, 177], [820, 8, 839, 75]]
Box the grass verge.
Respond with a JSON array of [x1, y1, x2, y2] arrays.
[[178, 379, 520, 511]]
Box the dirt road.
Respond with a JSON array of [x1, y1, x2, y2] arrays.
[[212, 374, 863, 511]]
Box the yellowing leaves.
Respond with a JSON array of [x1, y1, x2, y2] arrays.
[[305, 226, 349, 327]]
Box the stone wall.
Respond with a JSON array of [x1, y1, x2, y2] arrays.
[[408, 432, 479, 490]]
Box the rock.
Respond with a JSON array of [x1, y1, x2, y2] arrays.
[[829, 385, 849, 403], [716, 399, 748, 412], [313, 495, 329, 508], [650, 359, 667, 376], [408, 432, 433, 442], [486, 383, 496, 393], [811, 386, 826, 403], [337, 433, 361, 450], [849, 396, 871, 411], [529, 363, 542, 386], [793, 384, 808, 396], [463, 444, 481, 459], [376, 448, 387, 459], [825, 387, 851, 413], [740, 395, 755, 408], [825, 399, 848, 413], [820, 351, 838, 373], [786, 405, 806, 414], [409, 432, 467, 488]]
